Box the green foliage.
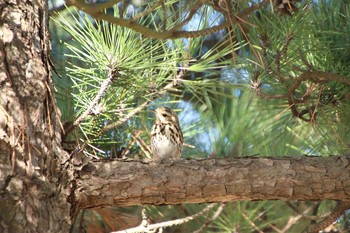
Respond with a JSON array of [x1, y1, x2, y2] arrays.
[[314, 0, 350, 75], [226, 1, 350, 155], [52, 6, 239, 157], [143, 200, 341, 233], [53, 7, 180, 156]]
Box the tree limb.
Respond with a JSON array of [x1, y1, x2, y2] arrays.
[[71, 156, 350, 211], [65, 0, 270, 39]]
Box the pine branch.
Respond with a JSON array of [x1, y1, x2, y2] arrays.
[[65, 0, 271, 39], [65, 65, 117, 135], [112, 204, 216, 233], [100, 67, 186, 134]]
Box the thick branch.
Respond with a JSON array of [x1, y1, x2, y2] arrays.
[[72, 156, 350, 210]]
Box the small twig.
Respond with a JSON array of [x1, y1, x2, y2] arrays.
[[193, 203, 226, 233], [119, 130, 142, 158], [257, 212, 283, 233], [242, 211, 264, 233], [170, 1, 204, 32], [235, 16, 264, 67], [286, 70, 350, 122], [112, 204, 216, 233], [287, 94, 310, 121], [264, 222, 282, 233], [131, 1, 163, 21], [280, 215, 303, 233], [75, 0, 122, 14], [276, 50, 281, 72], [161, 0, 166, 31], [251, 78, 289, 99], [101, 101, 152, 134], [253, 89, 289, 100], [286, 202, 329, 220], [83, 149, 101, 160], [66, 66, 117, 135], [282, 34, 294, 61], [131, 130, 152, 158]]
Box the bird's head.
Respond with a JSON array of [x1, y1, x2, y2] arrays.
[[151, 107, 179, 124]]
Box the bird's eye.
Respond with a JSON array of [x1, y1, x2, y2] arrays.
[[162, 114, 168, 117]]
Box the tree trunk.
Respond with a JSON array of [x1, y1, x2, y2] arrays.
[[0, 1, 71, 232], [72, 156, 350, 208]]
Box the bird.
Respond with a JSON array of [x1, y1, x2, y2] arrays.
[[150, 107, 183, 159]]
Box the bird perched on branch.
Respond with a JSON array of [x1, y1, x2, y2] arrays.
[[150, 107, 183, 159]]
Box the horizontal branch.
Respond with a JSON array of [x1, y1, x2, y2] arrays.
[[72, 156, 350, 210], [65, 0, 270, 39]]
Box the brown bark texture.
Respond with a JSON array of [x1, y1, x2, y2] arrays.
[[0, 1, 71, 232], [72, 156, 350, 210]]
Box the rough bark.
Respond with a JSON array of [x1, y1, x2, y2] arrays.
[[72, 156, 350, 210], [0, 1, 71, 232]]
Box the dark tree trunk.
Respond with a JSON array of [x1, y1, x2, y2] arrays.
[[0, 1, 71, 232]]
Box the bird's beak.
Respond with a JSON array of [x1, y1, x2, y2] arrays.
[[150, 109, 155, 113]]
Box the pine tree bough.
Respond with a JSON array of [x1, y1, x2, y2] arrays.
[[65, 0, 271, 39], [71, 156, 350, 211]]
